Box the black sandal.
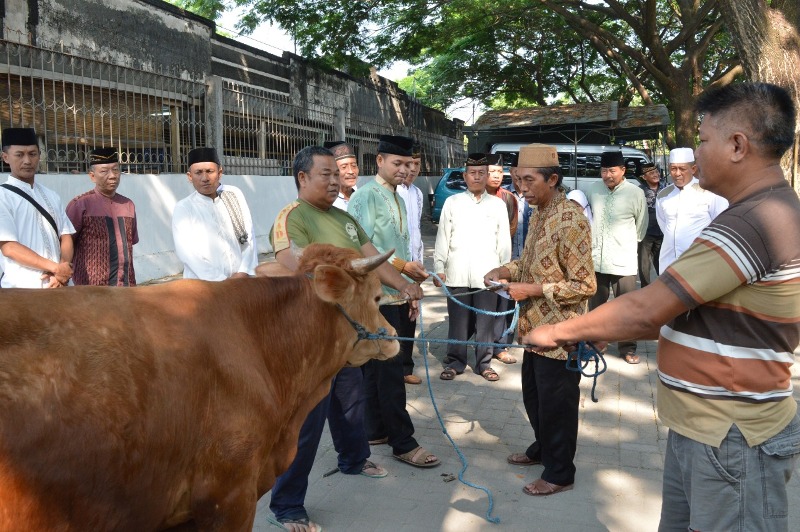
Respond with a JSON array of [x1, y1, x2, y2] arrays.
[[440, 367, 458, 380], [481, 368, 500, 381]]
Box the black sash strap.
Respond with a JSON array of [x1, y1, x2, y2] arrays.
[[1, 183, 59, 235]]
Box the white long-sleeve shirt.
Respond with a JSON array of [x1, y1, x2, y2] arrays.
[[433, 190, 511, 288], [656, 177, 728, 273], [397, 182, 424, 262], [171, 184, 257, 280], [0, 176, 75, 288]]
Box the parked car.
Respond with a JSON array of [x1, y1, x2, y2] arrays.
[[429, 167, 513, 224], [491, 142, 653, 193]]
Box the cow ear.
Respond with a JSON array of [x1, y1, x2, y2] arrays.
[[312, 265, 355, 303]]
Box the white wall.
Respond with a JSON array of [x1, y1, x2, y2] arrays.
[[35, 173, 442, 284]]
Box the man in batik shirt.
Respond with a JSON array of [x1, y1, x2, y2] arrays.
[[67, 147, 138, 286], [484, 143, 595, 497]]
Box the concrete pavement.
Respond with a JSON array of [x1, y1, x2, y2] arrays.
[[252, 218, 800, 532]]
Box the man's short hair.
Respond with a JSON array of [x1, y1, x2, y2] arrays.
[[537, 166, 563, 187], [695, 82, 796, 159], [293, 146, 333, 189]]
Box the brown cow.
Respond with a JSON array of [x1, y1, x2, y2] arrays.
[[0, 243, 399, 531]]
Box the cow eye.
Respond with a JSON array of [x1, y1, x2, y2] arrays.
[[374, 295, 381, 304]]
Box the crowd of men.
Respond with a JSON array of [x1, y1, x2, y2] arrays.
[[0, 81, 798, 532]]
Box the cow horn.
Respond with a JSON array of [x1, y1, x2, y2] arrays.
[[350, 248, 394, 274]]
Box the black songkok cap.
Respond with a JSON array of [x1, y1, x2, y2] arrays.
[[324, 141, 357, 161], [377, 135, 414, 157], [486, 153, 503, 166], [90, 147, 119, 165], [411, 140, 422, 159], [1, 127, 37, 148], [465, 152, 488, 166], [187, 147, 220, 168], [600, 150, 625, 168], [504, 152, 519, 167]]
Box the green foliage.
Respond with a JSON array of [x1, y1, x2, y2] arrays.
[[166, 0, 228, 21]]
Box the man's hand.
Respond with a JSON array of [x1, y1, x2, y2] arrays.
[[400, 281, 423, 302], [408, 299, 419, 320], [432, 273, 445, 287], [230, 272, 251, 279], [520, 324, 561, 351], [402, 261, 429, 283], [50, 262, 73, 286], [483, 268, 503, 286]]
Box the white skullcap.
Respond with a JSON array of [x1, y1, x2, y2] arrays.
[[669, 147, 695, 164], [566, 189, 589, 209]]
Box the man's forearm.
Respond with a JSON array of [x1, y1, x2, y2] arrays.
[[0, 241, 59, 272]]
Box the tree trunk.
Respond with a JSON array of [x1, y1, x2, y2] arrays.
[[719, 0, 800, 191]]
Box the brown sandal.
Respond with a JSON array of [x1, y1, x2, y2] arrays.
[[507, 453, 541, 466], [523, 478, 574, 496], [481, 368, 499, 381], [494, 351, 517, 364]]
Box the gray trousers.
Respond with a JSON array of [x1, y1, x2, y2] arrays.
[[658, 415, 800, 532]]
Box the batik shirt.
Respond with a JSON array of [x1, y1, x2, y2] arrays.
[[67, 189, 138, 286], [658, 180, 800, 447], [504, 191, 596, 360]]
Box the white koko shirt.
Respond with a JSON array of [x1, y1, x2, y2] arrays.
[[656, 177, 728, 273], [0, 176, 75, 288], [171, 184, 258, 281]]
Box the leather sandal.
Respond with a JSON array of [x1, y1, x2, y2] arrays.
[[494, 351, 517, 364], [622, 352, 640, 364], [481, 368, 500, 381], [522, 478, 574, 496], [440, 367, 458, 380], [507, 452, 541, 466]]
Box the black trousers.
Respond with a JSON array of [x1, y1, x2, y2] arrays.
[[638, 234, 662, 287], [443, 287, 498, 374], [589, 272, 637, 356], [363, 303, 419, 455], [522, 351, 581, 486], [398, 316, 417, 376]]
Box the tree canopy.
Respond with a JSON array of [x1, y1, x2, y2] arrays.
[[172, 0, 800, 172]]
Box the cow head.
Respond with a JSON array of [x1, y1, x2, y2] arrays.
[[298, 244, 400, 366]]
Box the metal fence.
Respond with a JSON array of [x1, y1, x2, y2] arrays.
[[1, 30, 464, 176]]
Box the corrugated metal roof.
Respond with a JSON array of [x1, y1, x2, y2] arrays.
[[470, 102, 669, 130]]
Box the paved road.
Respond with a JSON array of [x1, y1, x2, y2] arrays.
[[253, 217, 800, 532]]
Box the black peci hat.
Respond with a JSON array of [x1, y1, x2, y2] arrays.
[[600, 150, 625, 168], [89, 147, 119, 165], [1, 127, 37, 148], [377, 135, 414, 157], [187, 147, 220, 168], [465, 152, 488, 166]]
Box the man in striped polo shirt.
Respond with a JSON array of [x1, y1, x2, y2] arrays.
[[521, 82, 800, 531]]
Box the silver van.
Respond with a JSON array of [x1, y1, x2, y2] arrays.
[[490, 143, 652, 193]]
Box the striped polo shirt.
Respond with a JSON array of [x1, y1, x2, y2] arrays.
[[657, 181, 800, 447]]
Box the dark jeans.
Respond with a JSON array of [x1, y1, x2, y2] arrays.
[[269, 367, 369, 521], [443, 286, 499, 374], [590, 272, 637, 356], [521, 351, 582, 486], [398, 316, 417, 376], [638, 234, 662, 287], [363, 304, 419, 456]]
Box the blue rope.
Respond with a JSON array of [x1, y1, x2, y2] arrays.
[[565, 341, 607, 403], [416, 296, 501, 524]]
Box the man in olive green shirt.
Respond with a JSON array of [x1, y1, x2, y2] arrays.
[[268, 145, 423, 532]]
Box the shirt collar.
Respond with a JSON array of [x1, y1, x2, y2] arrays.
[[375, 174, 395, 192], [7, 175, 34, 189], [465, 190, 489, 203]]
